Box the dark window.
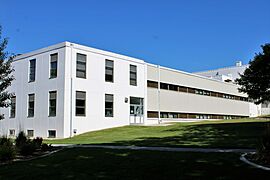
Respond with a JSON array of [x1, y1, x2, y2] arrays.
[[188, 88, 196, 94], [48, 130, 56, 138], [147, 80, 158, 88], [76, 53, 86, 78], [49, 91, 57, 116], [27, 130, 34, 137], [29, 59, 36, 82], [105, 60, 114, 82], [76, 91, 86, 116], [10, 96, 16, 118], [178, 86, 188, 93], [105, 94, 113, 117], [160, 83, 169, 90], [147, 111, 158, 118], [28, 94, 35, 117], [169, 84, 178, 91], [130, 65, 137, 86], [178, 113, 188, 118], [9, 129, 15, 136], [50, 53, 58, 78]]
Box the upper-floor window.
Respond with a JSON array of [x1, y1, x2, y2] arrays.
[[76, 53, 86, 78], [50, 53, 58, 78], [105, 60, 114, 82], [130, 65, 137, 86], [76, 91, 86, 116], [10, 96, 16, 118], [28, 94, 35, 117], [49, 91, 57, 116], [105, 94, 113, 117], [29, 59, 36, 82]]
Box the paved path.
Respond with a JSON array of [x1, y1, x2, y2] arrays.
[[52, 144, 255, 153]]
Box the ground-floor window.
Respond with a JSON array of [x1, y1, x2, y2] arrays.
[[9, 129, 15, 137], [27, 130, 34, 137], [105, 94, 114, 117], [48, 130, 56, 138]]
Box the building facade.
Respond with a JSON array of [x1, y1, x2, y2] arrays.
[[0, 42, 253, 138]]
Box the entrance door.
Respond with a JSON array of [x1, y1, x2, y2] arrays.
[[129, 97, 144, 124]]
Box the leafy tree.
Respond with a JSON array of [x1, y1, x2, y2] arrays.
[[236, 44, 270, 104], [0, 26, 15, 119]]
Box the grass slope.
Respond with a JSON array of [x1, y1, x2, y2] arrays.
[[47, 118, 270, 149]]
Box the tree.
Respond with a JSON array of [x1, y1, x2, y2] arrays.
[[236, 44, 270, 105], [0, 26, 15, 120]]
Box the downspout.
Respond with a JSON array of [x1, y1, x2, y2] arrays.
[[158, 65, 161, 124], [69, 43, 74, 137]]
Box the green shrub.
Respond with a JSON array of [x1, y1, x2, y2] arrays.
[[41, 143, 52, 152], [32, 137, 43, 149], [0, 137, 16, 161], [19, 140, 36, 156], [15, 131, 27, 148]]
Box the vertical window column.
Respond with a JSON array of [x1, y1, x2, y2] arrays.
[[105, 94, 113, 117], [50, 53, 58, 78], [28, 94, 35, 117], [105, 60, 114, 82], [49, 91, 57, 116], [130, 65, 137, 86], [76, 91, 86, 116], [10, 96, 16, 118], [29, 59, 36, 82], [76, 53, 87, 78]]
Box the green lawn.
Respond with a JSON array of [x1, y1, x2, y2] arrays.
[[0, 147, 269, 179], [47, 118, 270, 149]]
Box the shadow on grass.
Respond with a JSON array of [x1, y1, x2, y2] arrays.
[[0, 147, 269, 179], [98, 122, 270, 149]]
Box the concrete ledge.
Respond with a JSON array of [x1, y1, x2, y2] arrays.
[[240, 153, 270, 171]]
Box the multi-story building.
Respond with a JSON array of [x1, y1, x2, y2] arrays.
[[0, 42, 253, 138]]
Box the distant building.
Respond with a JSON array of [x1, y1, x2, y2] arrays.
[[194, 61, 270, 116]]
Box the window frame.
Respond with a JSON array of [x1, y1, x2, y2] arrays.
[[10, 96, 16, 118], [130, 65, 137, 86], [76, 53, 87, 79], [49, 91, 57, 117], [105, 94, 114, 117], [75, 91, 86, 116], [105, 59, 114, 83], [27, 94, 35, 118], [29, 59, 36, 82], [48, 130, 56, 138], [50, 53, 58, 79]]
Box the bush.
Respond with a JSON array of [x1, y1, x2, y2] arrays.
[[32, 137, 43, 149], [256, 123, 270, 164], [15, 131, 27, 148], [19, 140, 36, 156], [41, 143, 53, 152], [0, 137, 16, 161]]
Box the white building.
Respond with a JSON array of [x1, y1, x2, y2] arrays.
[[0, 42, 254, 138]]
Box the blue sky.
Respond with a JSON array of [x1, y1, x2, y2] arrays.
[[1, 0, 269, 72]]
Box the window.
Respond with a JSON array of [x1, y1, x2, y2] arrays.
[[49, 91, 57, 116], [147, 80, 158, 88], [130, 65, 137, 86], [29, 59, 36, 82], [9, 129, 15, 137], [169, 84, 178, 91], [76, 53, 86, 78], [48, 130, 56, 138], [105, 94, 113, 117], [147, 111, 158, 118], [10, 96, 16, 118], [160, 83, 169, 90], [50, 53, 58, 78], [27, 130, 34, 137], [76, 91, 86, 116], [130, 97, 144, 116], [28, 94, 35, 117], [105, 60, 114, 82]]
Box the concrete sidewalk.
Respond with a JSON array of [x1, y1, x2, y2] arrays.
[[52, 144, 255, 153]]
